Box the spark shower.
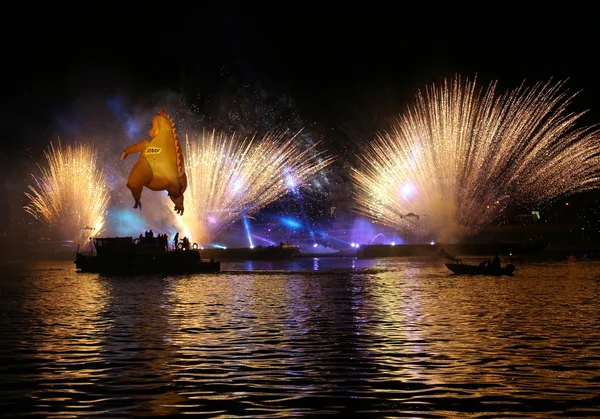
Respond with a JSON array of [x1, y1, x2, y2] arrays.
[[350, 77, 600, 242], [176, 130, 335, 244], [24, 141, 110, 244]]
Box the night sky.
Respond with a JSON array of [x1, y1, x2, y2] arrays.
[[4, 5, 600, 146], [2, 4, 599, 237]]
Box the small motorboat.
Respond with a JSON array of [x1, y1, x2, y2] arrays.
[[445, 262, 516, 276]]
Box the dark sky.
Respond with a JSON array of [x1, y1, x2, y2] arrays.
[[3, 4, 600, 152]]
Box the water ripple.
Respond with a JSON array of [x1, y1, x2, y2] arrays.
[[1, 259, 599, 417]]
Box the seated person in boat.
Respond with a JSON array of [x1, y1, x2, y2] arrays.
[[491, 254, 501, 269]]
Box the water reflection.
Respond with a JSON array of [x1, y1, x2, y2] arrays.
[[167, 273, 321, 411], [223, 257, 378, 273], [358, 268, 429, 384], [98, 275, 188, 416], [360, 260, 600, 412], [1, 259, 600, 417], [14, 264, 109, 416], [165, 271, 383, 414]]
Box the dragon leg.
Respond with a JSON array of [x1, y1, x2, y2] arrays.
[[127, 160, 153, 210], [169, 193, 184, 216]]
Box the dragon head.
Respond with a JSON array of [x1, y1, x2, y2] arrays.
[[148, 110, 172, 138]]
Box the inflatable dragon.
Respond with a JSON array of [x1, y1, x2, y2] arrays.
[[120, 110, 187, 215]]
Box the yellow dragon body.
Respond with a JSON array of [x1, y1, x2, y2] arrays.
[[121, 110, 187, 215]]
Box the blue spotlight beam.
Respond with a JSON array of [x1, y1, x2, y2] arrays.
[[243, 215, 254, 248]]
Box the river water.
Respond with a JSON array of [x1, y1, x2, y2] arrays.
[[1, 257, 599, 418]]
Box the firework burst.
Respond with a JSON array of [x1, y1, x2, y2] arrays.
[[350, 76, 600, 241], [177, 130, 334, 244], [24, 141, 110, 242]]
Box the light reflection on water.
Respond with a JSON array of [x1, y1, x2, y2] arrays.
[[0, 258, 599, 417]]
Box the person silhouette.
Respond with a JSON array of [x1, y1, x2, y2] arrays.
[[492, 254, 501, 269]]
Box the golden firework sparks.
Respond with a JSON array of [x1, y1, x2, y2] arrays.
[[176, 130, 334, 244], [350, 77, 600, 241], [24, 141, 109, 242]]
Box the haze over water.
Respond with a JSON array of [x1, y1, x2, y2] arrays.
[[1, 258, 599, 417]]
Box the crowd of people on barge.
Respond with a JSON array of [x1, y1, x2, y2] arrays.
[[137, 230, 191, 250]]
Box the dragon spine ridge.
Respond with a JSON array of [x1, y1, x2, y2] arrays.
[[159, 109, 186, 196]]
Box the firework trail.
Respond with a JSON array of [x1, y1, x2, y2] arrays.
[[350, 76, 600, 241], [177, 130, 335, 244], [24, 141, 110, 243]]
